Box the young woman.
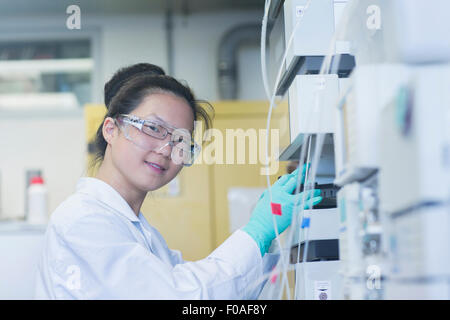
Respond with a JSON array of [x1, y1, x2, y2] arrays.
[[35, 63, 322, 299]]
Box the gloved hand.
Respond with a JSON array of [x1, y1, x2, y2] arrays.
[[242, 164, 322, 256]]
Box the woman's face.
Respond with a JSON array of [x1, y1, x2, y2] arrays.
[[109, 92, 194, 192]]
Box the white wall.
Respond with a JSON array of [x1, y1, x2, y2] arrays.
[[98, 11, 266, 101], [170, 11, 266, 101]]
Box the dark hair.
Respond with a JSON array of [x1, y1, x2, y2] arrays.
[[93, 63, 213, 166], [104, 63, 165, 108]]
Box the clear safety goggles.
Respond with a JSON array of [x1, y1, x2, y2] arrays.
[[115, 114, 201, 167]]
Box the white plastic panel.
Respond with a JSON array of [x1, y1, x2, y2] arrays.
[[378, 64, 450, 212], [284, 0, 336, 65], [295, 260, 342, 299], [288, 74, 339, 141]]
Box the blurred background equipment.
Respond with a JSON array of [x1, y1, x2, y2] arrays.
[[0, 40, 92, 110], [227, 187, 266, 234]]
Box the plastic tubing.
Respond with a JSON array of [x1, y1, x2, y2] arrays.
[[294, 0, 355, 299], [261, 0, 272, 100], [261, 0, 313, 299], [257, 0, 355, 300]]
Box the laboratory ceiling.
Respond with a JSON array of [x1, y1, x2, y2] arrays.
[[0, 0, 265, 16]]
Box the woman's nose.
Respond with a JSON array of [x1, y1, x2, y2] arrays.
[[155, 140, 174, 157]]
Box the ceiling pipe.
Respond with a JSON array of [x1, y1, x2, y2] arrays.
[[217, 23, 261, 100], [165, 0, 175, 76]]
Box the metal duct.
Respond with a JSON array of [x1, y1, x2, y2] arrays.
[[217, 23, 260, 99]]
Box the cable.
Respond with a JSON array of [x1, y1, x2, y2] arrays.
[[261, 0, 313, 300], [292, 0, 354, 300], [291, 134, 312, 299], [257, 0, 354, 300], [261, 0, 272, 100], [270, 0, 355, 299]]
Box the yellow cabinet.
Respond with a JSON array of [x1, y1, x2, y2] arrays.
[[207, 101, 290, 248]]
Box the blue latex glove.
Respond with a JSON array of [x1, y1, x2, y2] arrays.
[[242, 165, 322, 256]]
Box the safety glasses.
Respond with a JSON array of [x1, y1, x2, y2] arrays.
[[115, 114, 201, 167]]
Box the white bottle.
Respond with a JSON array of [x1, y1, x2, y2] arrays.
[[27, 176, 48, 225]]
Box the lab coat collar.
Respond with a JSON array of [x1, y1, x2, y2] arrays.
[[76, 177, 140, 223]]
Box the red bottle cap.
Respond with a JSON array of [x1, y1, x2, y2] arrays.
[[30, 176, 44, 185]]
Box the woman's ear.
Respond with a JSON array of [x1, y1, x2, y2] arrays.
[[102, 117, 117, 145]]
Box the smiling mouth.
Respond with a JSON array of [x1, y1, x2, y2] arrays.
[[144, 161, 167, 173]]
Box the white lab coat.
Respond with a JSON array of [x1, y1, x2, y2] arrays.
[[35, 177, 278, 299]]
